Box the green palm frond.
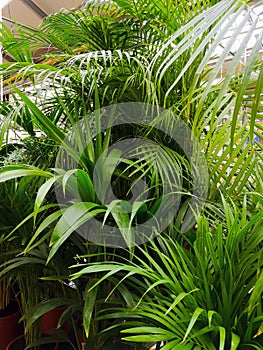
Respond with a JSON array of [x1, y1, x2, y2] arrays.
[[72, 195, 263, 349]]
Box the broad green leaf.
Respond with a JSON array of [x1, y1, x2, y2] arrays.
[[83, 279, 99, 338], [183, 308, 205, 341], [0, 165, 52, 183], [230, 332, 240, 350], [249, 272, 263, 315], [48, 203, 106, 262], [34, 177, 58, 221], [11, 85, 66, 143], [218, 326, 226, 350]]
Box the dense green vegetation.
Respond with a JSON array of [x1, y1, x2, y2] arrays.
[[0, 0, 262, 349]]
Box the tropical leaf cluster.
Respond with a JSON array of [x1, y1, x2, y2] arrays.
[[0, 0, 262, 349], [73, 195, 263, 349]]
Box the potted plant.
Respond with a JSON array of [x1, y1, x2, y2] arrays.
[[72, 195, 263, 349], [0, 1, 262, 349], [0, 180, 24, 350], [0, 281, 22, 350], [0, 141, 78, 348]]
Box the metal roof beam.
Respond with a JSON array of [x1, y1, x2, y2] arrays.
[[2, 52, 16, 62], [2, 16, 37, 31], [20, 0, 48, 19]]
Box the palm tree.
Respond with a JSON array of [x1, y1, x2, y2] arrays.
[[0, 0, 262, 348], [72, 195, 263, 349], [0, 0, 262, 237]]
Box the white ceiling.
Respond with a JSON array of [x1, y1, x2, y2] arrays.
[[1, 0, 84, 29]]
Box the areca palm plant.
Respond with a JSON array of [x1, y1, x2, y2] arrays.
[[0, 0, 262, 348], [72, 195, 263, 349], [0, 0, 262, 192], [0, 139, 82, 346]]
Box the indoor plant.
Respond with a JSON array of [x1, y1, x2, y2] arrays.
[[0, 1, 262, 349], [72, 195, 263, 349]]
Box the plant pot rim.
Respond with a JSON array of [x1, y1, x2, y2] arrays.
[[5, 334, 59, 350], [5, 334, 24, 350], [0, 309, 20, 321]]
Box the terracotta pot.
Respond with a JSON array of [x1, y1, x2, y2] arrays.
[[0, 301, 21, 350], [77, 334, 85, 350], [5, 335, 59, 350], [41, 306, 70, 335]]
